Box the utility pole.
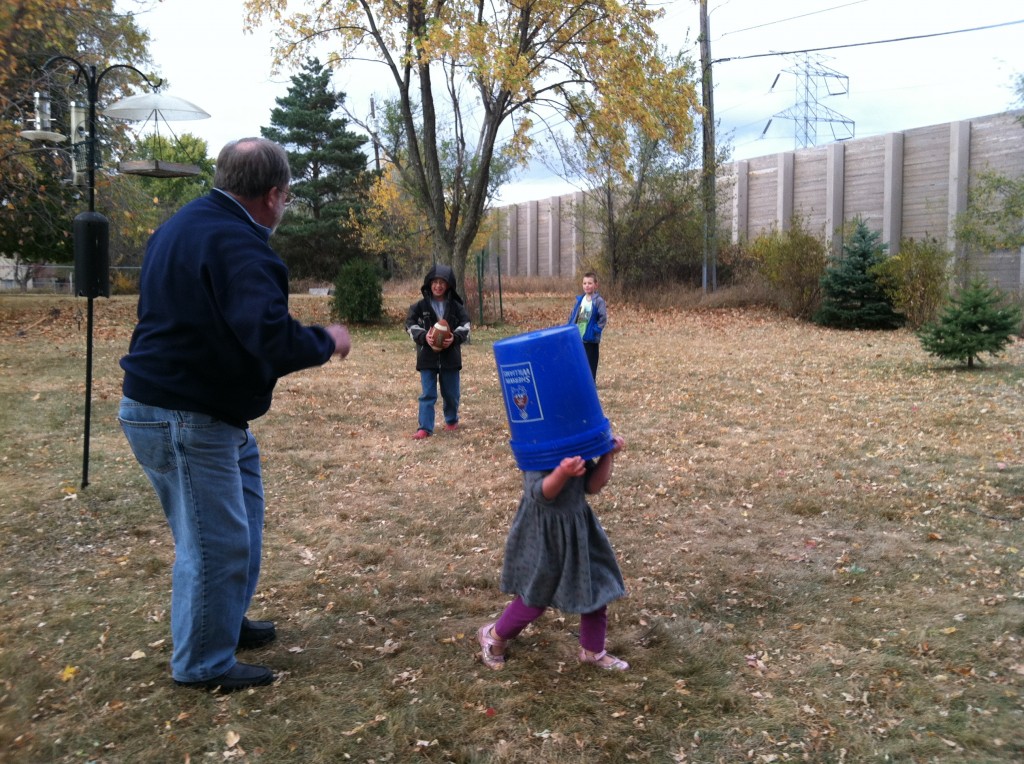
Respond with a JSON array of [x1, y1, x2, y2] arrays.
[[369, 96, 381, 173], [699, 0, 717, 292]]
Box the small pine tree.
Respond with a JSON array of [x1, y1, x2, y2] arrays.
[[917, 278, 1022, 368], [813, 219, 905, 329]]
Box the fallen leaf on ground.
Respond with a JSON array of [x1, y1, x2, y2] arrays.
[[341, 714, 387, 736]]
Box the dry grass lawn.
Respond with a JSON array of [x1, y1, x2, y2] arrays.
[[1, 287, 1023, 763]]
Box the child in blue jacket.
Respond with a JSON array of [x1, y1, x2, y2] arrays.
[[567, 272, 607, 381]]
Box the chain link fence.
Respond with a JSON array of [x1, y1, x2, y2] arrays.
[[0, 264, 141, 295]]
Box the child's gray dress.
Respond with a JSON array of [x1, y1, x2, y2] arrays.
[[500, 466, 626, 613]]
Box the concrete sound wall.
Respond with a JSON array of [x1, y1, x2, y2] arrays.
[[488, 110, 1024, 290]]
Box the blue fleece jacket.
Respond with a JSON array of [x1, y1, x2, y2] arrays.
[[567, 291, 607, 344], [120, 191, 335, 428]]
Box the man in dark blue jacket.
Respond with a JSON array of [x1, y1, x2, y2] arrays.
[[118, 137, 350, 692]]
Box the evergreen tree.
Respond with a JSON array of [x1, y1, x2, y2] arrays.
[[261, 57, 372, 280], [813, 219, 905, 329], [918, 278, 1022, 369]]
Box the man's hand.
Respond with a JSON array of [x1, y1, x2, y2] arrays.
[[325, 324, 351, 359]]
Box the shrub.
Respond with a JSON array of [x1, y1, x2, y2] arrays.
[[110, 270, 140, 295], [872, 237, 950, 329], [813, 219, 904, 330], [746, 218, 828, 319], [332, 259, 383, 323], [917, 278, 1022, 368], [956, 168, 1024, 253], [715, 241, 759, 289]]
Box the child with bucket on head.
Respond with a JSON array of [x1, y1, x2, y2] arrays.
[[405, 264, 471, 439], [481, 326, 628, 671], [477, 435, 628, 671]]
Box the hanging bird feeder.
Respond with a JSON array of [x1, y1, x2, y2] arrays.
[[103, 92, 210, 177]]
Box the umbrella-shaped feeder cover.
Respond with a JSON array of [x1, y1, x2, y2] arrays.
[[103, 93, 210, 177]]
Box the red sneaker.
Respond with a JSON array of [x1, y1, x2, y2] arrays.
[[412, 429, 431, 440], [444, 423, 459, 432]]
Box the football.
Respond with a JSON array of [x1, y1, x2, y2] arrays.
[[430, 319, 450, 351]]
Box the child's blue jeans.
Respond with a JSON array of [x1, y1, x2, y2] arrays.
[[418, 368, 460, 432]]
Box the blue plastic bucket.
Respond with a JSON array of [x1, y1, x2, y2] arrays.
[[493, 324, 614, 471]]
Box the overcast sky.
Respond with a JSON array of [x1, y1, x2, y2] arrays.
[[123, 0, 1024, 204]]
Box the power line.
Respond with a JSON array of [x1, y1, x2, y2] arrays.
[[719, 0, 869, 38], [712, 19, 1024, 66], [512, 11, 1024, 183]]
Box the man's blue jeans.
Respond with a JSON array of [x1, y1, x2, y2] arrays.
[[418, 368, 460, 433], [118, 397, 264, 682]]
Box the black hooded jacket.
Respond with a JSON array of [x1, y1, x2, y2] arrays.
[[404, 264, 472, 371]]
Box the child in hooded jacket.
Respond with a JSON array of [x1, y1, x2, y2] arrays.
[[405, 264, 471, 438]]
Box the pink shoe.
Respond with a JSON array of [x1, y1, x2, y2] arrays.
[[444, 422, 459, 432], [578, 648, 629, 671], [477, 623, 507, 670], [412, 429, 431, 440]]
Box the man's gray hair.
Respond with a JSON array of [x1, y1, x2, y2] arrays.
[[213, 138, 290, 199]]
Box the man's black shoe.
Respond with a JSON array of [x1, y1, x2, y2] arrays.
[[174, 662, 274, 692], [238, 617, 277, 650]]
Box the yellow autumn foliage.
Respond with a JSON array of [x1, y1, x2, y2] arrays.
[[242, 0, 699, 283]]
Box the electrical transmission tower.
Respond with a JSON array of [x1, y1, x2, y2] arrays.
[[764, 53, 854, 149]]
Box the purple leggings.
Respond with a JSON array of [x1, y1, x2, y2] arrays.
[[493, 596, 608, 653]]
